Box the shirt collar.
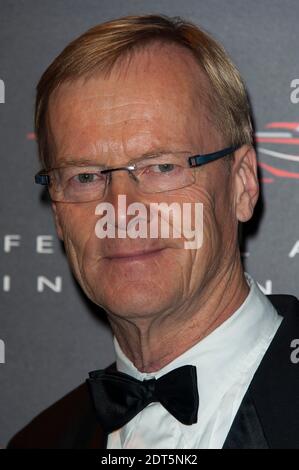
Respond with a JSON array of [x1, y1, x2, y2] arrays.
[[113, 272, 282, 383]]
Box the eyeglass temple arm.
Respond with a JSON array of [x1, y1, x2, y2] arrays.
[[188, 145, 239, 168], [35, 173, 50, 185], [34, 164, 136, 186], [35, 147, 239, 185]]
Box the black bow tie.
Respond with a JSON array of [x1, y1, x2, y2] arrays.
[[86, 365, 199, 433]]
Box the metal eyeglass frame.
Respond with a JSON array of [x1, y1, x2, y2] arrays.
[[35, 145, 239, 187]]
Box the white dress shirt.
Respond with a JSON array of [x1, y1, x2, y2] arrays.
[[107, 273, 282, 449]]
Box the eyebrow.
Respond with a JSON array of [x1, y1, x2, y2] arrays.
[[136, 148, 190, 159], [57, 157, 104, 167], [56, 148, 191, 167]]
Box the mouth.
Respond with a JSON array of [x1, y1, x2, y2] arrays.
[[104, 247, 167, 262]]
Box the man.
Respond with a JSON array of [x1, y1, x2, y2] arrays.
[[8, 14, 299, 449]]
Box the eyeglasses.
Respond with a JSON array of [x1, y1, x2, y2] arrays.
[[35, 145, 238, 203]]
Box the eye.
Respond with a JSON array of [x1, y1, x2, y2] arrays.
[[150, 163, 176, 174], [74, 173, 101, 184]]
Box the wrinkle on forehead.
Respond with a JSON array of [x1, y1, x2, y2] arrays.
[[48, 43, 220, 164], [50, 41, 211, 115]]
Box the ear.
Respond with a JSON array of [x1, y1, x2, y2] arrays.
[[51, 202, 64, 241], [233, 145, 259, 222]]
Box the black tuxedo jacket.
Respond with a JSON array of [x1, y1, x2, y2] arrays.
[[7, 295, 299, 449]]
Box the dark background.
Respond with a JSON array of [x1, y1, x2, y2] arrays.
[[1, 0, 298, 447]]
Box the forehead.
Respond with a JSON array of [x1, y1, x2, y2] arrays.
[[48, 44, 218, 161]]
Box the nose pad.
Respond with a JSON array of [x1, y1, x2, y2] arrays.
[[105, 168, 139, 197], [104, 169, 148, 234], [127, 170, 139, 183]]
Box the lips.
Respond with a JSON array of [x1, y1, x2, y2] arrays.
[[104, 247, 166, 261]]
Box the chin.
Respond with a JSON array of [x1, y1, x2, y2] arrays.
[[90, 279, 180, 320]]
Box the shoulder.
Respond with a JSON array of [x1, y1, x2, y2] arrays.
[[7, 382, 94, 448], [7, 361, 116, 448], [266, 294, 299, 344], [267, 293, 299, 315], [263, 294, 299, 370], [250, 294, 299, 447], [6, 360, 118, 449]]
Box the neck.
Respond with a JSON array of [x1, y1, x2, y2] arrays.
[[107, 258, 249, 373]]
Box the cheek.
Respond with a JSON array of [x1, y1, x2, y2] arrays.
[[57, 204, 99, 258], [179, 184, 216, 230], [192, 167, 235, 226], [179, 180, 230, 265]]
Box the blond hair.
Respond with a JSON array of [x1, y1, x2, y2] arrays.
[[35, 14, 253, 169]]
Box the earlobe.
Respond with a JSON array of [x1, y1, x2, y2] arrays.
[[234, 145, 259, 222], [51, 202, 64, 241]]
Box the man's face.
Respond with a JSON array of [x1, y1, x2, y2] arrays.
[[49, 44, 242, 321]]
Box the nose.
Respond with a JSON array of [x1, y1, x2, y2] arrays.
[[104, 170, 150, 233], [106, 168, 138, 201]]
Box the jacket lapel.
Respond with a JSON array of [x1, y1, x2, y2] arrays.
[[85, 295, 299, 449], [224, 295, 299, 449], [222, 390, 269, 448], [84, 362, 118, 448]]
